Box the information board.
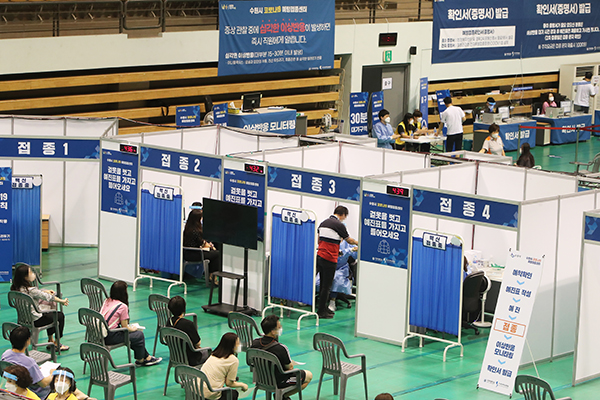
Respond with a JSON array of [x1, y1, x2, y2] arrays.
[[371, 91, 384, 128], [218, 0, 335, 76], [419, 78, 429, 127], [267, 166, 360, 201], [176, 106, 201, 127], [0, 168, 12, 281], [478, 250, 543, 396], [349, 92, 369, 135], [360, 191, 410, 269], [101, 149, 139, 217], [0, 137, 100, 159], [412, 188, 519, 228], [140, 146, 222, 179], [213, 103, 229, 126], [223, 168, 266, 240]]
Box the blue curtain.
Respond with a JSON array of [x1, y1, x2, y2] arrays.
[[409, 237, 462, 336], [270, 213, 315, 305], [139, 189, 182, 275], [12, 185, 41, 266]]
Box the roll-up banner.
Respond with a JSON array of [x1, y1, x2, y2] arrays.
[[419, 78, 429, 127], [371, 91, 384, 128], [350, 92, 369, 136], [0, 168, 12, 282]]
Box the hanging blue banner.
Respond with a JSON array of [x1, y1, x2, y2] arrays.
[[412, 188, 519, 228], [0, 137, 99, 159], [140, 146, 222, 179], [101, 150, 139, 218], [267, 166, 360, 201], [371, 91, 384, 127], [223, 168, 266, 240], [584, 215, 600, 242], [0, 168, 12, 282], [360, 191, 410, 269], [213, 103, 229, 126], [419, 78, 429, 127], [433, 0, 600, 64], [218, 0, 335, 76], [228, 109, 297, 135], [176, 106, 201, 127], [349, 92, 369, 135]]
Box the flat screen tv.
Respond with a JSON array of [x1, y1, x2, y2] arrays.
[[202, 198, 258, 250]]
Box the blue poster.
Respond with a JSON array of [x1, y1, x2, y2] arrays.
[[433, 0, 600, 64], [412, 188, 519, 228], [419, 78, 429, 127], [360, 191, 410, 269], [228, 109, 296, 135], [0, 137, 99, 159], [140, 147, 222, 179], [532, 114, 592, 144], [223, 168, 266, 240], [371, 91, 384, 128], [349, 92, 369, 135], [101, 150, 139, 217], [176, 106, 201, 127], [218, 0, 335, 76], [267, 166, 360, 201], [436, 90, 451, 113], [0, 168, 12, 281], [584, 215, 600, 242], [473, 120, 537, 151], [213, 103, 229, 126]]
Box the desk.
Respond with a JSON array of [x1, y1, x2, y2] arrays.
[[403, 135, 446, 152], [228, 107, 297, 135], [532, 114, 592, 144], [473, 119, 536, 151]]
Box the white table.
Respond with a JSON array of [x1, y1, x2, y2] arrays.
[[402, 135, 446, 152]]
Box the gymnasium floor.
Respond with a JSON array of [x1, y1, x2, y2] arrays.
[[3, 136, 600, 400]]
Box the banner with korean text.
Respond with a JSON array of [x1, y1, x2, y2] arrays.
[[0, 168, 12, 282], [419, 78, 429, 127], [371, 91, 384, 128], [101, 150, 139, 217], [223, 168, 266, 240], [478, 250, 544, 396], [218, 0, 335, 76], [433, 0, 600, 64], [350, 92, 369, 136]]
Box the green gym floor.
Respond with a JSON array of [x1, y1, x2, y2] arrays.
[[3, 137, 600, 400]]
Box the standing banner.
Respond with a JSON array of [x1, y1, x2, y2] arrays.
[[478, 250, 544, 396], [213, 103, 229, 126], [371, 91, 384, 127], [101, 149, 139, 217], [218, 0, 335, 76], [223, 168, 266, 240], [176, 106, 201, 127], [419, 78, 429, 127], [350, 92, 369, 135], [360, 190, 410, 269], [0, 168, 12, 281]]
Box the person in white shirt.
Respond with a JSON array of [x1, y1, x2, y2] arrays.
[[574, 72, 598, 113], [479, 123, 505, 156], [439, 97, 466, 152]]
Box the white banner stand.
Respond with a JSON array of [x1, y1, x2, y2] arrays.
[[477, 249, 544, 396]]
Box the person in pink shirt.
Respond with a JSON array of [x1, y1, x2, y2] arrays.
[[100, 281, 161, 366]]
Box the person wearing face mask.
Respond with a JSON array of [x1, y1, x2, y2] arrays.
[[200, 333, 248, 400], [516, 142, 535, 168], [479, 123, 505, 156], [542, 93, 557, 115], [394, 113, 417, 150], [2, 365, 40, 400], [166, 296, 209, 366], [373, 109, 401, 149], [251, 315, 312, 396], [47, 368, 77, 400]]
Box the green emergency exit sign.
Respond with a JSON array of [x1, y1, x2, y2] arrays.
[[383, 50, 392, 63]]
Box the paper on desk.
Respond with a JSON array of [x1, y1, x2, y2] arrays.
[[130, 323, 146, 330], [40, 361, 60, 377], [291, 360, 306, 366]]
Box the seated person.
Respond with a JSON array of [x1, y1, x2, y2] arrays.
[[250, 315, 312, 395], [479, 123, 505, 156], [3, 365, 40, 400], [394, 113, 417, 150], [1, 326, 96, 400], [542, 93, 557, 115], [166, 296, 209, 366], [485, 97, 497, 114], [183, 202, 222, 284], [100, 281, 162, 367], [200, 333, 249, 400], [316, 241, 357, 312], [47, 368, 78, 400], [516, 142, 535, 168]]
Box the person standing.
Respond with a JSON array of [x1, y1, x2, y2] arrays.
[[439, 97, 466, 152], [574, 72, 598, 113], [373, 109, 400, 149], [316, 206, 358, 319]]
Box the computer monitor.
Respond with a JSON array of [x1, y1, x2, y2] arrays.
[[560, 100, 572, 114], [241, 93, 262, 112]]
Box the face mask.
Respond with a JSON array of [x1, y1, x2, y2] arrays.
[[384, 116, 391, 124], [235, 344, 242, 354], [55, 380, 70, 395], [488, 103, 496, 110], [548, 96, 554, 102], [409, 120, 414, 125], [277, 328, 283, 337], [492, 133, 499, 139], [417, 117, 422, 122], [5, 382, 17, 393], [52, 370, 74, 396]]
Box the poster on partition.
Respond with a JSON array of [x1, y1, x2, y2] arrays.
[[0, 168, 12, 281], [433, 0, 600, 64], [360, 191, 410, 269], [371, 91, 384, 128], [349, 92, 369, 136], [223, 168, 266, 240], [101, 150, 139, 217], [176, 106, 201, 127], [218, 0, 335, 76], [419, 78, 429, 127], [478, 250, 544, 396]]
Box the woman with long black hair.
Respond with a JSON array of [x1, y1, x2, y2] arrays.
[[183, 203, 222, 283]]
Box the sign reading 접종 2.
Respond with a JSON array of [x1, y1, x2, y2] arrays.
[[218, 0, 335, 76]]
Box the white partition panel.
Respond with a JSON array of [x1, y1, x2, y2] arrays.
[[411, 214, 438, 232], [220, 130, 259, 154], [14, 160, 64, 244], [264, 149, 303, 167], [525, 170, 577, 200], [0, 161, 10, 167], [477, 164, 525, 201], [0, 118, 12, 134], [518, 200, 559, 364], [302, 197, 337, 232], [264, 191, 302, 252], [383, 149, 428, 173], [182, 128, 219, 155], [401, 168, 440, 188], [64, 162, 99, 245], [344, 203, 361, 242], [438, 220, 474, 249], [440, 164, 477, 194], [221, 243, 265, 310], [181, 177, 220, 210], [472, 226, 517, 269], [554, 193, 596, 356], [13, 119, 65, 136], [66, 119, 116, 137], [339, 145, 383, 177], [302, 145, 340, 172], [258, 136, 299, 150], [99, 211, 137, 283], [143, 131, 183, 148], [140, 170, 181, 187]]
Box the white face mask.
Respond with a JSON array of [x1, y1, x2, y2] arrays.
[[5, 382, 17, 393], [277, 327, 283, 337], [548, 96, 554, 102], [492, 133, 499, 139], [409, 120, 414, 125], [417, 117, 422, 122], [235, 344, 242, 354], [55, 379, 70, 395], [383, 116, 391, 124]]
